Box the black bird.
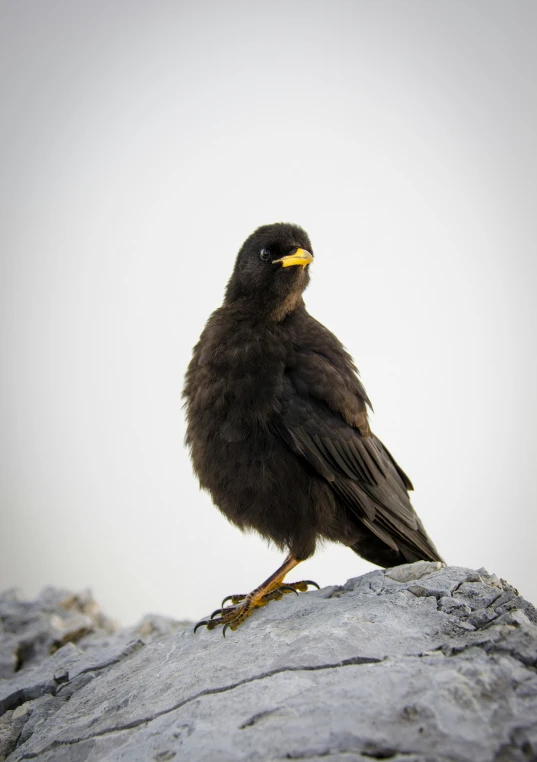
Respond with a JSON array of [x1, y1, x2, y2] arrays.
[[184, 222, 443, 633]]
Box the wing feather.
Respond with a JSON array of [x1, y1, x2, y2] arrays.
[[279, 373, 441, 562]]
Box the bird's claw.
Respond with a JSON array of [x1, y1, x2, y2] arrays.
[[221, 593, 246, 609], [278, 585, 300, 596], [297, 579, 321, 591], [194, 604, 243, 635], [193, 619, 210, 634], [193, 578, 320, 634]]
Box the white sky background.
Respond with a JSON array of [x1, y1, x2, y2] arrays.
[[1, 1, 536, 624]]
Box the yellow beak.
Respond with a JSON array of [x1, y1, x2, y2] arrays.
[[272, 248, 313, 269]]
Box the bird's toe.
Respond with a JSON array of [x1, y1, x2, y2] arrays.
[[221, 593, 247, 609]]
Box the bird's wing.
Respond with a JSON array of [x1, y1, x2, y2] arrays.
[[278, 355, 440, 562]]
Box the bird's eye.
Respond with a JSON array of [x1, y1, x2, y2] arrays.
[[260, 248, 270, 261]]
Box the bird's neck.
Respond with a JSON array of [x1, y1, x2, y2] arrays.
[[225, 293, 306, 324], [270, 293, 305, 323]]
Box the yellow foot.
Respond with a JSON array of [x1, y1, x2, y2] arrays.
[[194, 579, 320, 636], [193, 553, 319, 636], [220, 580, 319, 610]]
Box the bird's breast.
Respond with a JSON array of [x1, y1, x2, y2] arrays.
[[185, 319, 289, 449]]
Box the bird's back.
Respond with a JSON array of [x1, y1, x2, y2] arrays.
[[278, 308, 443, 565]]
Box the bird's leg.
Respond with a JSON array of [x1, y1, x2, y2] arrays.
[[194, 553, 319, 635]]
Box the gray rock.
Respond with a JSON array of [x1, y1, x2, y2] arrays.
[[0, 565, 536, 762], [0, 587, 117, 679]]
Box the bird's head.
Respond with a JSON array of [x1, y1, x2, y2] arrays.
[[224, 222, 313, 320]]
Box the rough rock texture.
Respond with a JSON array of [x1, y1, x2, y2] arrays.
[[1, 563, 536, 762]]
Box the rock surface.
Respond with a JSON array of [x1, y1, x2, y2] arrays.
[[1, 563, 536, 762]]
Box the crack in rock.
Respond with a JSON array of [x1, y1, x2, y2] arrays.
[[18, 656, 384, 757]]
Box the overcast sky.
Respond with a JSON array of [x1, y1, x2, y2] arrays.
[[1, 0, 536, 624]]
